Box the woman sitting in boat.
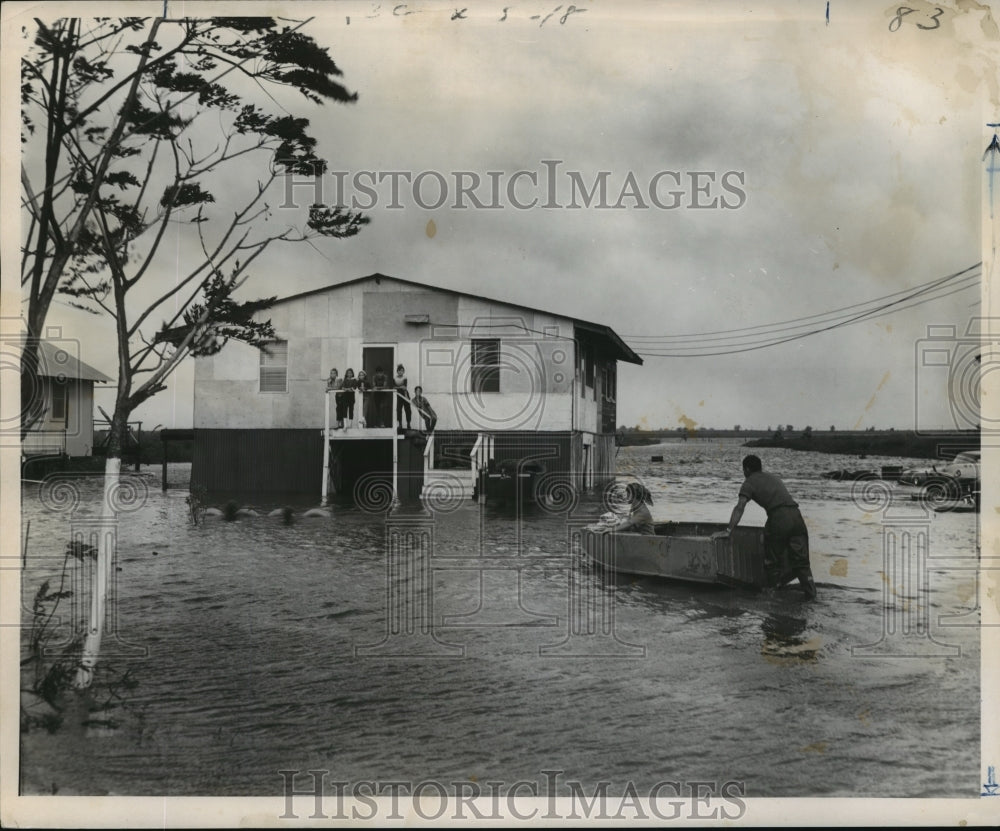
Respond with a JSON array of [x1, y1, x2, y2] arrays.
[[611, 483, 655, 534]]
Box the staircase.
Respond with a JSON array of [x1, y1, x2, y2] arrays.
[[419, 431, 478, 503], [420, 467, 476, 502]]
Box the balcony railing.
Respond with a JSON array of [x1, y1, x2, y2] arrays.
[[327, 388, 399, 434], [423, 431, 435, 473], [471, 432, 494, 472]]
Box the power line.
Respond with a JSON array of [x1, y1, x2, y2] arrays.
[[631, 275, 980, 354], [629, 276, 979, 350], [626, 276, 980, 348], [634, 282, 977, 357], [631, 268, 980, 357], [624, 262, 980, 344], [625, 262, 981, 340]]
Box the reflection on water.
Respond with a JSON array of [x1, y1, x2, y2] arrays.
[[760, 613, 820, 664], [19, 441, 980, 797]]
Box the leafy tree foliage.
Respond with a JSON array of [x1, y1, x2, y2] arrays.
[[20, 16, 368, 442], [20, 16, 368, 688]]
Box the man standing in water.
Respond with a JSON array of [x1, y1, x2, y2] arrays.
[[714, 455, 817, 600]]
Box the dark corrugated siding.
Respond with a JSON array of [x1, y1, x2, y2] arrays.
[[192, 429, 427, 499], [398, 437, 425, 501], [593, 434, 615, 485], [491, 431, 573, 476], [192, 428, 615, 497], [192, 429, 322, 495], [571, 432, 583, 489], [434, 429, 575, 484]]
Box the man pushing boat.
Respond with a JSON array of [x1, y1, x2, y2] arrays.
[[713, 455, 817, 600]]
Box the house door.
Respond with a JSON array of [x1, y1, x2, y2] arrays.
[[362, 345, 395, 427], [362, 346, 394, 379]]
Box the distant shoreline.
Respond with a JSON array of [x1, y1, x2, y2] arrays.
[[620, 430, 979, 460]]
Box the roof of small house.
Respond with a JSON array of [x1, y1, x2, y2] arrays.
[[35, 341, 111, 382], [272, 273, 643, 365]]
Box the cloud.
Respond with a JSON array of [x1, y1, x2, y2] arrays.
[[32, 4, 991, 431]]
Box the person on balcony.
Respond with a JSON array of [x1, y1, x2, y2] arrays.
[[371, 365, 390, 427], [393, 364, 412, 430], [355, 370, 370, 427], [411, 386, 437, 433], [342, 368, 357, 427], [326, 368, 346, 429]]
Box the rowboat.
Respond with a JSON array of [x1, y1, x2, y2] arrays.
[[580, 521, 769, 589]]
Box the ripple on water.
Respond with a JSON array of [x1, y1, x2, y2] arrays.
[[18, 449, 980, 796]]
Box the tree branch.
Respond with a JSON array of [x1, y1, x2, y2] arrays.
[[26, 18, 164, 341], [127, 168, 279, 337]]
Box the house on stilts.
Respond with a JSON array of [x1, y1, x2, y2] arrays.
[[190, 274, 642, 502]]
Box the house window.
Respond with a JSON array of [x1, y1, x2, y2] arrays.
[[259, 340, 288, 393], [604, 364, 617, 402], [51, 381, 67, 421], [471, 339, 500, 393]]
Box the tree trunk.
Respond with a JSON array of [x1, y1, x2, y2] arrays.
[[20, 340, 45, 441], [73, 409, 127, 689]]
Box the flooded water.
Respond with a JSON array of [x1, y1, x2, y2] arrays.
[[19, 441, 981, 797]]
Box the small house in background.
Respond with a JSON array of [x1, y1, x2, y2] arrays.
[[21, 341, 110, 458], [190, 274, 642, 501]]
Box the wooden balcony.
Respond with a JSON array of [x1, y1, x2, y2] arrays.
[[325, 424, 399, 440]]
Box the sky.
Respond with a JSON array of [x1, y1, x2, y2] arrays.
[[7, 0, 998, 432]]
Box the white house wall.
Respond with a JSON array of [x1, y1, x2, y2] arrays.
[[23, 377, 95, 456], [196, 283, 366, 429], [38, 377, 66, 434], [194, 277, 597, 433], [68, 381, 94, 456], [574, 374, 600, 431]]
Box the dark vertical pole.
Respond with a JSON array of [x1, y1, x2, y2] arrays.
[[135, 421, 142, 472], [161, 435, 168, 491]]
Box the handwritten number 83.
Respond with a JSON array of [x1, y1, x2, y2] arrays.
[[889, 6, 943, 31]]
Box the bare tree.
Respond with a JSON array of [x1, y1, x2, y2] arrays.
[[20, 16, 367, 686]]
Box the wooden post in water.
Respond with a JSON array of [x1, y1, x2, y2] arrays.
[[321, 389, 331, 505], [392, 389, 398, 504]]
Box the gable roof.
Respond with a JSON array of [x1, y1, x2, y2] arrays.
[[272, 273, 643, 365], [36, 341, 111, 382]]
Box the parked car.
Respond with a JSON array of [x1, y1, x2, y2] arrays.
[[898, 451, 979, 487], [937, 450, 980, 482], [898, 463, 946, 487]]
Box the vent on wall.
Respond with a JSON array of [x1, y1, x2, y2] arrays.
[[405, 314, 430, 324]]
